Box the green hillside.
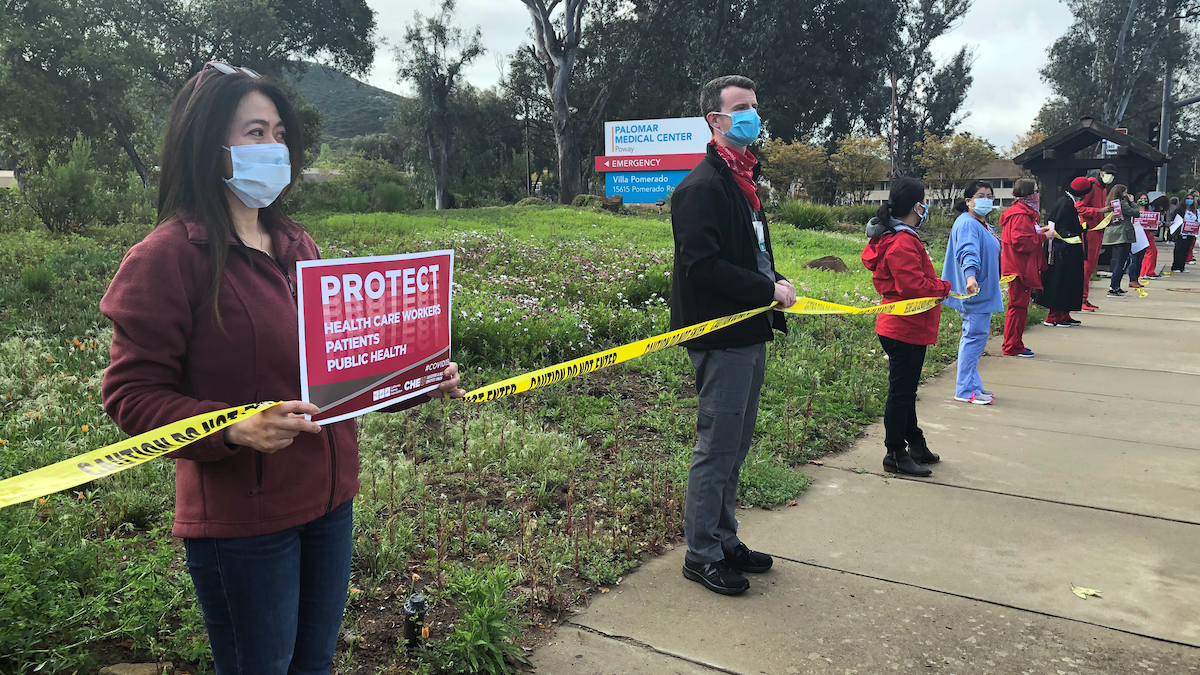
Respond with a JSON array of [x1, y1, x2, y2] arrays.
[[288, 62, 402, 140]]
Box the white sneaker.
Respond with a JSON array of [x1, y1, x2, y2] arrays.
[[954, 392, 993, 405]]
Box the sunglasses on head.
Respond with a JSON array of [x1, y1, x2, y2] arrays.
[[193, 60, 261, 92]]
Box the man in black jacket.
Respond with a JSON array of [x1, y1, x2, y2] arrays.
[[669, 75, 796, 596]]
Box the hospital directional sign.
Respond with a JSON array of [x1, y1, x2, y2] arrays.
[[594, 153, 705, 172], [605, 117, 709, 156], [597, 117, 708, 203], [604, 170, 690, 203]]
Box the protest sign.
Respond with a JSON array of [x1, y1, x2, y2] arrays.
[[297, 251, 453, 424], [1135, 213, 1161, 232]]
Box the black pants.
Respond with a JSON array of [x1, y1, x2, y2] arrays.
[[1173, 236, 1195, 271], [878, 334, 927, 453]]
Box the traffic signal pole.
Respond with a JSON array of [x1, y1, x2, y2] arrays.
[[1158, 62, 1173, 192]]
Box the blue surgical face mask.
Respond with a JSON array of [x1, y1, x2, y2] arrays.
[[223, 143, 292, 208], [714, 109, 761, 147], [972, 197, 994, 217], [1188, 198, 1196, 206], [917, 202, 929, 226]]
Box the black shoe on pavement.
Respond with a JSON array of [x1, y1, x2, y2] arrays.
[[1063, 318, 1082, 326], [724, 543, 773, 574], [883, 448, 933, 477], [682, 558, 750, 595], [908, 442, 940, 465]]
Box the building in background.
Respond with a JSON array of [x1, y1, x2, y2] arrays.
[[0, 170, 14, 188], [864, 160, 1024, 209]]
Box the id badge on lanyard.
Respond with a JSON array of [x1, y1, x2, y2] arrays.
[[752, 218, 766, 251]]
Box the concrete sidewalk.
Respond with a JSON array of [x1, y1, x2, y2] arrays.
[[532, 273, 1200, 674]]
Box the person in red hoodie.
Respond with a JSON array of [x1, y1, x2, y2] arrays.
[[999, 178, 1053, 357], [101, 63, 463, 674], [862, 177, 952, 477], [1076, 165, 1117, 311]]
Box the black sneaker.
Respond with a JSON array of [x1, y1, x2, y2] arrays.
[[724, 543, 773, 573], [1063, 318, 1082, 327], [682, 558, 750, 595]]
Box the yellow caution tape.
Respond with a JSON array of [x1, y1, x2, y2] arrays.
[[462, 305, 772, 402], [1055, 231, 1083, 244], [0, 402, 278, 509], [462, 291, 957, 403], [1090, 213, 1112, 231], [3, 279, 993, 507]]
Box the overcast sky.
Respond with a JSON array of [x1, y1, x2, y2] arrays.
[[370, 0, 1076, 150]]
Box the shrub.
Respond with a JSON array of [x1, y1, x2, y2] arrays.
[[0, 190, 40, 232], [21, 135, 99, 233], [515, 196, 549, 207], [779, 201, 837, 230], [285, 154, 419, 214], [20, 265, 53, 294], [372, 182, 411, 212], [840, 204, 878, 226], [94, 171, 156, 227], [431, 565, 529, 675], [571, 193, 601, 208]]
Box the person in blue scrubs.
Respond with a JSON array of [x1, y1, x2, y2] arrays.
[[942, 181, 1004, 405]]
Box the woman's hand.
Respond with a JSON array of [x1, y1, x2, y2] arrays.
[[1039, 226, 1054, 240], [224, 400, 321, 454], [965, 275, 979, 295], [430, 362, 465, 399]]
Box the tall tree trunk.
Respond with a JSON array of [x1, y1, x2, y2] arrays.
[[429, 86, 453, 210], [112, 115, 150, 188]]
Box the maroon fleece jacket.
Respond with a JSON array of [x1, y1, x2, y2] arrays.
[[101, 214, 359, 539]]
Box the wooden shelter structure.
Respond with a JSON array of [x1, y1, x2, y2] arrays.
[[1014, 117, 1168, 205]]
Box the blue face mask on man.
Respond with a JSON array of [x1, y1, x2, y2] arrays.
[[713, 109, 761, 147], [223, 143, 292, 208]]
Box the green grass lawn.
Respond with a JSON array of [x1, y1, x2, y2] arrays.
[[0, 203, 1031, 674]]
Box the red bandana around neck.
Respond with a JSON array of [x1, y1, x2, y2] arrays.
[[712, 141, 761, 211]]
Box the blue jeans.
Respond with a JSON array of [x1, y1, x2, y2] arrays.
[[955, 312, 990, 399], [1109, 243, 1131, 291], [684, 344, 766, 564], [184, 499, 354, 675]]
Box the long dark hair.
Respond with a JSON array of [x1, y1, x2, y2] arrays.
[[875, 176, 926, 225], [954, 180, 993, 213], [158, 68, 304, 322]]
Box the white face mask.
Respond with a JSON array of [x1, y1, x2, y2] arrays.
[[223, 143, 292, 208]]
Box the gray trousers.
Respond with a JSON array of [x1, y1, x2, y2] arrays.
[[684, 343, 767, 564]]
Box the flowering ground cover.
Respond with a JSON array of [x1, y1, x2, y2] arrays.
[[0, 205, 1036, 674]]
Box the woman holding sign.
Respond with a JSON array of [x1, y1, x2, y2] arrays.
[[101, 62, 463, 674], [1101, 184, 1139, 297], [1171, 193, 1199, 273], [1137, 190, 1166, 277]]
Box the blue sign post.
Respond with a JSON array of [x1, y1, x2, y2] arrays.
[[604, 170, 690, 203]]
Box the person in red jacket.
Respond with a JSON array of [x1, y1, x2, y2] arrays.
[[1076, 165, 1117, 310], [1000, 178, 1053, 357], [862, 177, 952, 477], [101, 63, 462, 674]]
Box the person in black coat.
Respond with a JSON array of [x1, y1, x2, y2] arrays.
[[669, 75, 795, 596], [1035, 177, 1089, 327]]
